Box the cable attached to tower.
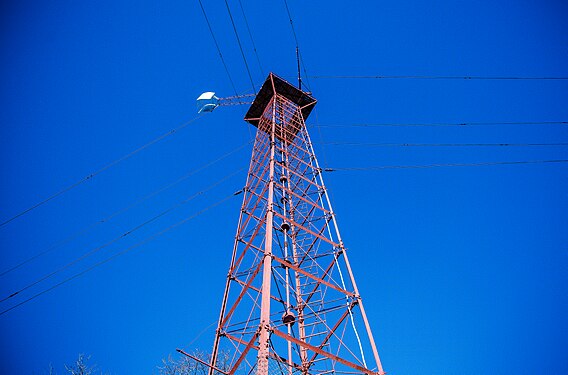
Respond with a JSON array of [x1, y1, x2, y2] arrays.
[[224, 0, 257, 93], [0, 191, 239, 317], [296, 46, 302, 90], [0, 142, 251, 278], [283, 0, 310, 91], [324, 159, 568, 172], [0, 114, 204, 229], [197, 0, 240, 98]]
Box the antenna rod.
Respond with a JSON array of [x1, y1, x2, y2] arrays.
[[296, 46, 302, 90]]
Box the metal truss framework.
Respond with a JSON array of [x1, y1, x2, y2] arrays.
[[207, 73, 384, 375]]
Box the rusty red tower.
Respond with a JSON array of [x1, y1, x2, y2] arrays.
[[205, 73, 384, 375]]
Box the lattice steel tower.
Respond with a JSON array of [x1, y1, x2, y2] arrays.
[[207, 73, 384, 375]]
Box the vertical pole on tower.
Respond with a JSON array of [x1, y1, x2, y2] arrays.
[[296, 47, 302, 90]]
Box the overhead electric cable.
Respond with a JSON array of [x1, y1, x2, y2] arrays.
[[223, 0, 257, 93], [0, 167, 245, 304], [197, 0, 240, 97], [236, 0, 264, 77], [313, 121, 568, 128], [0, 192, 238, 317], [181, 320, 218, 350], [320, 142, 568, 148], [310, 75, 568, 80], [0, 114, 204, 229], [0, 141, 251, 278], [324, 159, 568, 172]]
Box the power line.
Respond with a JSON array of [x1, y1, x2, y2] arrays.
[[0, 114, 204, 229], [0, 168, 245, 306], [310, 75, 568, 80], [319, 141, 568, 148], [313, 121, 568, 128], [197, 0, 240, 97], [179, 320, 218, 351], [0, 142, 250, 278], [236, 0, 264, 77], [203, 0, 256, 142], [1, 168, 244, 304], [324, 159, 568, 172], [0, 192, 238, 317], [224, 0, 257, 93]]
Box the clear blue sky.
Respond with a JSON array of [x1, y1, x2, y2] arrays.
[[1, 1, 567, 374]]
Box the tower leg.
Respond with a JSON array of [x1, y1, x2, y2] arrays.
[[256, 99, 277, 375]]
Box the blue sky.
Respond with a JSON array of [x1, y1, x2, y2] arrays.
[[1, 1, 567, 374]]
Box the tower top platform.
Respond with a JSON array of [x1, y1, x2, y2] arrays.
[[244, 73, 317, 126]]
